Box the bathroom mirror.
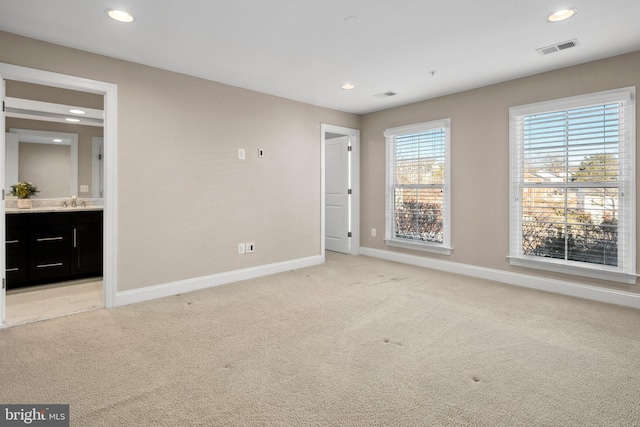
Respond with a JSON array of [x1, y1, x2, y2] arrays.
[[4, 96, 104, 199], [6, 128, 78, 199], [5, 124, 104, 199]]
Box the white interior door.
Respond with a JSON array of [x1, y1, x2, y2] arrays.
[[325, 136, 350, 253], [1, 76, 6, 324]]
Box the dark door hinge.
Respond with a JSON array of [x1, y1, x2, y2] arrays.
[[347, 145, 352, 151], [348, 232, 352, 238], [347, 189, 352, 195]]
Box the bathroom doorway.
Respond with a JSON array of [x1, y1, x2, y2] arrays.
[[0, 63, 117, 326]]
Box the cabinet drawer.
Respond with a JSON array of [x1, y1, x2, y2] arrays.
[[6, 231, 27, 255], [71, 211, 103, 224], [29, 252, 70, 281], [6, 215, 28, 255], [30, 226, 70, 253], [6, 214, 28, 228], [6, 254, 28, 285], [29, 212, 70, 227]]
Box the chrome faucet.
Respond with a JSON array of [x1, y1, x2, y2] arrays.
[[71, 195, 77, 208], [62, 200, 68, 207]]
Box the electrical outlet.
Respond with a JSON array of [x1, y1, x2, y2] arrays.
[[238, 243, 245, 254], [371, 228, 377, 237], [258, 148, 264, 158], [80, 185, 89, 193], [238, 148, 245, 160], [245, 242, 255, 253]]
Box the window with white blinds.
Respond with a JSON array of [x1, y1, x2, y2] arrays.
[[509, 87, 636, 283], [385, 119, 451, 254]]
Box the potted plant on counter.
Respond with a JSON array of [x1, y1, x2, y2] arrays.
[[10, 181, 39, 209]]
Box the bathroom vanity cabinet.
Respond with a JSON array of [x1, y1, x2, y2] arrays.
[[70, 211, 103, 277], [5, 210, 103, 289]]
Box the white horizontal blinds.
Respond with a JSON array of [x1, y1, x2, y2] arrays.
[[522, 104, 622, 183], [392, 128, 446, 243], [517, 100, 626, 268], [394, 130, 446, 186]]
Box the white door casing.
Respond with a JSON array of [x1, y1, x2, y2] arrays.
[[92, 137, 104, 198], [321, 124, 360, 260], [325, 136, 350, 253], [0, 62, 118, 328], [4, 133, 18, 194], [1, 76, 6, 322]]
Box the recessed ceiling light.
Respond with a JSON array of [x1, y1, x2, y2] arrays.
[[547, 8, 577, 22], [65, 118, 80, 123], [341, 83, 355, 90], [106, 9, 134, 23], [69, 109, 86, 115]]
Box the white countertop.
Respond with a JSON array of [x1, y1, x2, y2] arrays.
[[6, 206, 103, 214], [5, 197, 104, 214]]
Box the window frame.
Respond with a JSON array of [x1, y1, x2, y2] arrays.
[[384, 119, 452, 255], [509, 87, 636, 284]]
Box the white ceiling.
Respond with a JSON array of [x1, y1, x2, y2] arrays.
[[1, 0, 639, 114]]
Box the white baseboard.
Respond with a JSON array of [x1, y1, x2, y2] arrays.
[[115, 255, 323, 307], [360, 247, 640, 310]]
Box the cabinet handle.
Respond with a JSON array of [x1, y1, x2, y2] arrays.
[[74, 228, 80, 268], [37, 263, 63, 269], [6, 240, 20, 244], [6, 268, 19, 272], [37, 236, 63, 242]]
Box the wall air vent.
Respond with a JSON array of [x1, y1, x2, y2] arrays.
[[536, 38, 580, 55], [374, 91, 397, 98]]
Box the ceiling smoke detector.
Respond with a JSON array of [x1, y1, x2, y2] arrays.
[[374, 91, 397, 98], [536, 38, 580, 55]]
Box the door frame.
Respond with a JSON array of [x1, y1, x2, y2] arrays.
[[321, 124, 360, 261], [92, 137, 104, 198], [0, 63, 118, 325]]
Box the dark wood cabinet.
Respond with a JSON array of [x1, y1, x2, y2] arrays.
[[71, 211, 103, 277], [5, 210, 103, 289], [28, 214, 71, 282], [6, 214, 28, 285]]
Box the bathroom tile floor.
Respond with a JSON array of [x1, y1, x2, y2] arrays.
[[5, 278, 103, 327]]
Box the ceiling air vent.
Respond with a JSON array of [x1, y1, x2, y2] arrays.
[[375, 91, 397, 98], [536, 38, 580, 55]]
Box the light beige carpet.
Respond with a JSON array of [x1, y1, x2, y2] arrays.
[[1, 252, 639, 426]]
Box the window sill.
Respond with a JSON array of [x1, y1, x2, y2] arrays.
[[385, 239, 452, 256], [508, 256, 637, 285]]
